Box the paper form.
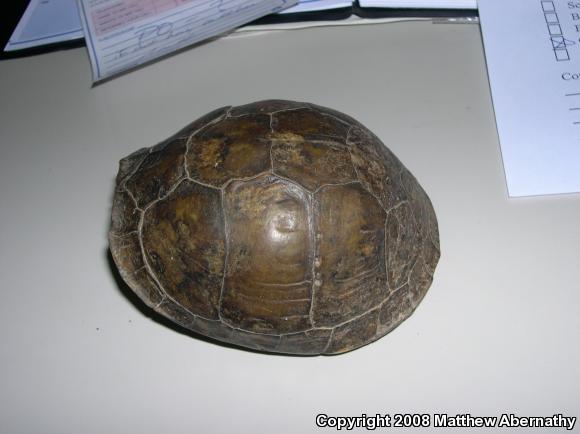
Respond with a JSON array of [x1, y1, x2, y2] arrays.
[[78, 0, 297, 81], [4, 0, 84, 51], [280, 0, 352, 14], [358, 0, 476, 9], [479, 0, 580, 196]]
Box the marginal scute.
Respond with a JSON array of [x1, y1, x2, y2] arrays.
[[408, 257, 433, 307], [193, 317, 234, 342], [385, 202, 420, 291], [401, 170, 439, 244], [150, 106, 231, 155], [132, 268, 165, 307], [378, 285, 411, 335], [125, 138, 187, 208], [271, 139, 357, 191], [228, 329, 281, 352], [187, 114, 271, 187], [229, 99, 307, 116], [422, 239, 440, 276], [277, 329, 333, 355], [221, 174, 313, 334], [110, 189, 141, 236], [273, 108, 350, 141], [116, 147, 148, 187], [109, 232, 164, 307], [142, 180, 225, 320], [348, 125, 403, 175], [308, 103, 363, 129], [349, 130, 408, 211], [313, 183, 388, 327], [326, 308, 380, 354], [109, 100, 440, 355], [176, 106, 231, 139], [157, 298, 196, 329], [400, 169, 441, 275]]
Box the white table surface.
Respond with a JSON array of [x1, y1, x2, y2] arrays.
[[0, 20, 579, 434]]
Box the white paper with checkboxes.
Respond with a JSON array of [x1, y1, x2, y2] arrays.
[[479, 0, 580, 197]]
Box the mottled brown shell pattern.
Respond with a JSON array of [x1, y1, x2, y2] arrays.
[[109, 100, 440, 355]]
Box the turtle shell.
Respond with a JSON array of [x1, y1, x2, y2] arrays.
[[109, 100, 440, 355]]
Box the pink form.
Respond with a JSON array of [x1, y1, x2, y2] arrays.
[[91, 0, 194, 36]]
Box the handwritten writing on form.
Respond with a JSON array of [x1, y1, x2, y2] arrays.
[[78, 0, 297, 81], [479, 0, 580, 197]]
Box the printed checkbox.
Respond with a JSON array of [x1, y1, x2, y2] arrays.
[[544, 11, 559, 24], [551, 36, 566, 49], [555, 49, 570, 61], [548, 23, 562, 35], [551, 35, 565, 49], [541, 1, 556, 12]]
